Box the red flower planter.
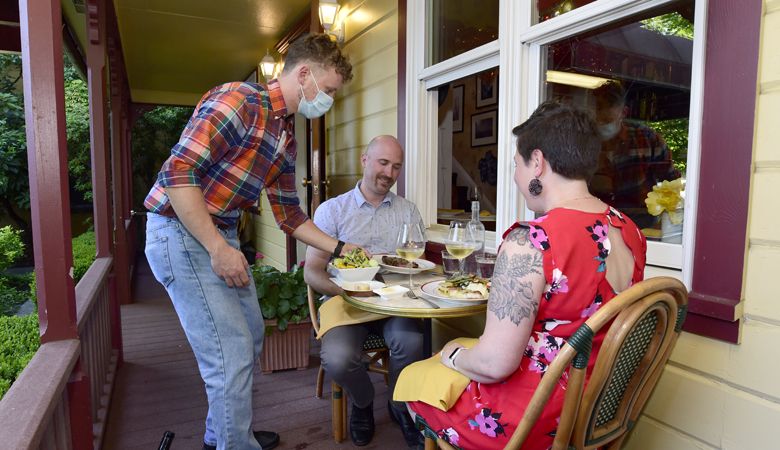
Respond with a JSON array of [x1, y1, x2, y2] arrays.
[[260, 318, 312, 374]]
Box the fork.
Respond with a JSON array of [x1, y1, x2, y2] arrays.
[[408, 289, 440, 309]]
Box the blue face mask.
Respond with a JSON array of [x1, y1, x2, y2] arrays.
[[598, 120, 621, 140], [298, 72, 334, 119]]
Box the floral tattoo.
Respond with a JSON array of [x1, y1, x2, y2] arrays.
[[488, 228, 542, 326]]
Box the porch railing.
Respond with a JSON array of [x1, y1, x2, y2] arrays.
[[0, 256, 117, 450], [0, 340, 80, 449], [75, 256, 117, 448]]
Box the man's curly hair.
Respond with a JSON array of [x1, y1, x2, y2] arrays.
[[283, 33, 353, 82]]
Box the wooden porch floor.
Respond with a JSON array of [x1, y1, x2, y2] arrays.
[[104, 257, 407, 449]]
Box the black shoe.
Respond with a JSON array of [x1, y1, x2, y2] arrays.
[[388, 401, 425, 449], [202, 430, 280, 450], [349, 402, 375, 446]]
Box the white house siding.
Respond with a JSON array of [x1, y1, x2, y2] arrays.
[[624, 2, 780, 449], [326, 0, 399, 197]]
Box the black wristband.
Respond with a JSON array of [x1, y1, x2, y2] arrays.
[[332, 240, 345, 259]]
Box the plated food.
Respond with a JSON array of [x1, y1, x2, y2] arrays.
[[373, 254, 435, 275], [329, 249, 380, 282], [381, 255, 419, 269], [435, 274, 490, 300], [332, 248, 378, 269], [330, 278, 386, 297]]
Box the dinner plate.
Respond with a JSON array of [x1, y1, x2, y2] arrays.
[[420, 280, 488, 303], [330, 278, 385, 297], [373, 254, 436, 275]]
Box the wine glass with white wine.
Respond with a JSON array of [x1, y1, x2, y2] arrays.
[[446, 220, 479, 276], [395, 222, 426, 291]]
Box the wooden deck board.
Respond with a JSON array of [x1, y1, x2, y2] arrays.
[[103, 257, 409, 449]]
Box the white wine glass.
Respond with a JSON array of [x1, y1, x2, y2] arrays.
[[395, 222, 426, 291], [446, 220, 479, 276]]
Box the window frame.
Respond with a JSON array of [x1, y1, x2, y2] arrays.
[[402, 0, 757, 343]]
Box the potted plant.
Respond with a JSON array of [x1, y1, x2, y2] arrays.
[[252, 260, 312, 373]]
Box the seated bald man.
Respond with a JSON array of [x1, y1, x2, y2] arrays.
[[304, 135, 425, 449]]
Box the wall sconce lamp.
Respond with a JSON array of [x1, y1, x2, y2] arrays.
[[319, 0, 344, 43], [260, 49, 277, 81]]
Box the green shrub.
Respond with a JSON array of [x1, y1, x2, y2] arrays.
[[71, 231, 96, 282], [0, 280, 28, 317], [0, 226, 24, 272], [0, 314, 40, 400], [252, 264, 308, 333]]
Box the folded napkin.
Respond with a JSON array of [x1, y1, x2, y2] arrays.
[[316, 295, 386, 339], [393, 337, 478, 411]]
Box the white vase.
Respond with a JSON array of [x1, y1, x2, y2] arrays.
[[661, 209, 683, 244]]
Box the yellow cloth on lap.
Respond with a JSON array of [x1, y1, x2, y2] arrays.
[[316, 295, 386, 339], [393, 337, 478, 411]]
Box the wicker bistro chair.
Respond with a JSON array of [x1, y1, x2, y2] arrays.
[[307, 286, 390, 442], [424, 276, 688, 450]]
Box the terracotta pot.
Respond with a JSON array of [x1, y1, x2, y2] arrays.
[[260, 318, 312, 374]]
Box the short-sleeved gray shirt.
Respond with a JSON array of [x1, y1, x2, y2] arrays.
[[313, 182, 424, 254]]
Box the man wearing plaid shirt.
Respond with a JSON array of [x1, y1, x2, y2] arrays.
[[144, 34, 358, 450], [590, 82, 680, 229]]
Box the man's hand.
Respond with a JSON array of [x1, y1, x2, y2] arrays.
[[210, 241, 250, 288], [341, 242, 371, 258]]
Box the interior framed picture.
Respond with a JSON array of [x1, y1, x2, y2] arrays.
[[452, 84, 464, 132], [476, 72, 498, 108], [471, 110, 497, 147]]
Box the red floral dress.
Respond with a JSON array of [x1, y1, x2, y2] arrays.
[[409, 206, 647, 450]]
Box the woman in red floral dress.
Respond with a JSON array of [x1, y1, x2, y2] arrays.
[[406, 102, 647, 450]]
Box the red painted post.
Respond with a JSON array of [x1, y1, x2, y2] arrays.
[[86, 0, 113, 258], [19, 0, 95, 446], [66, 359, 94, 450], [107, 1, 127, 356], [19, 0, 78, 343]]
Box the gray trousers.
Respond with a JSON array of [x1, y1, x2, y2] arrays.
[[320, 317, 424, 408]]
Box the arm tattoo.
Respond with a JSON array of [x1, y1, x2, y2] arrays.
[[503, 226, 535, 248], [488, 240, 543, 326]]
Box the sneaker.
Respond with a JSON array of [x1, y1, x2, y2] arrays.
[[202, 430, 280, 450], [349, 402, 375, 446]]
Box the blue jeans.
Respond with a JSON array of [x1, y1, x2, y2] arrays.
[[145, 213, 264, 450]]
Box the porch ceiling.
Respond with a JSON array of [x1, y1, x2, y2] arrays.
[[64, 0, 310, 106]]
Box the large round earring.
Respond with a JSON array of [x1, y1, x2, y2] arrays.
[[528, 178, 543, 196]]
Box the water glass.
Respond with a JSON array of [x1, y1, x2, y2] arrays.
[[441, 251, 460, 276], [476, 253, 497, 279]]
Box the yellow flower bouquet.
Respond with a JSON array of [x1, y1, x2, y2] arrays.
[[645, 178, 684, 225]]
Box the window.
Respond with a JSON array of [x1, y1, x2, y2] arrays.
[[427, 0, 499, 66], [534, 0, 597, 24], [538, 4, 695, 269], [406, 0, 757, 342], [435, 69, 500, 233]]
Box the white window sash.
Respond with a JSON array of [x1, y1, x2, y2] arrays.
[[405, 0, 707, 280]]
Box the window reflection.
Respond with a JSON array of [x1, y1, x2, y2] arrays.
[[535, 0, 597, 24], [427, 0, 498, 66], [542, 3, 694, 242], [435, 69, 500, 232]]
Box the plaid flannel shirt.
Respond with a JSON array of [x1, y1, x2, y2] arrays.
[[590, 121, 680, 210], [144, 80, 307, 234]]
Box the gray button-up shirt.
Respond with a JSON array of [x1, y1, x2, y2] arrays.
[[313, 182, 424, 254]]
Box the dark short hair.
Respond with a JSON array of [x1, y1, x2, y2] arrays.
[[283, 33, 353, 82], [593, 80, 626, 109], [512, 101, 601, 180]]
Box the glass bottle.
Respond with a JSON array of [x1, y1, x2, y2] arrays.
[[469, 200, 486, 257]]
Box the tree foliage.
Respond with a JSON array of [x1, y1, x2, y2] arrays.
[[131, 106, 193, 207], [0, 53, 93, 222], [641, 12, 694, 40]]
